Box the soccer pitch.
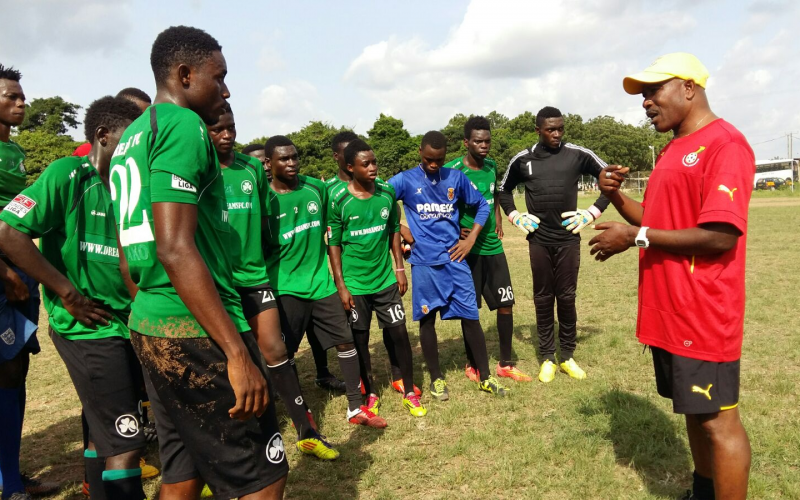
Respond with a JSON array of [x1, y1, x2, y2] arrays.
[[20, 193, 800, 499]]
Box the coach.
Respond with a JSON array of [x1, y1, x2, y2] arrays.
[[590, 53, 753, 500]]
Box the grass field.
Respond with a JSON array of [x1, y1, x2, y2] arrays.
[[18, 193, 800, 499]]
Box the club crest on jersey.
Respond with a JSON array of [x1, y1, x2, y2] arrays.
[[266, 433, 285, 464], [421, 305, 429, 314], [682, 146, 706, 167], [4, 194, 36, 218], [115, 414, 140, 438], [380, 207, 390, 220], [447, 187, 455, 200], [1, 328, 14, 345], [307, 201, 319, 214], [241, 180, 253, 194]]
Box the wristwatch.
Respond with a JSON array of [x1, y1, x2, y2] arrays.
[[635, 226, 650, 249]]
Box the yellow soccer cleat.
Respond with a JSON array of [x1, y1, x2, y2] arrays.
[[297, 436, 340, 460], [478, 376, 510, 396], [559, 358, 587, 380], [140, 457, 160, 479], [538, 360, 557, 383], [402, 394, 428, 417]]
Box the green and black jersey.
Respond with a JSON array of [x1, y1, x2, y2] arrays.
[[327, 180, 400, 295], [445, 156, 503, 256], [222, 151, 270, 288], [264, 174, 336, 300], [0, 156, 131, 340], [108, 103, 247, 338], [0, 139, 27, 210]]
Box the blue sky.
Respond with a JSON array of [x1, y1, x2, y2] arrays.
[[2, 0, 798, 160]]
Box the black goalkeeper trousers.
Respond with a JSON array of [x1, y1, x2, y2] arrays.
[[528, 242, 580, 362]]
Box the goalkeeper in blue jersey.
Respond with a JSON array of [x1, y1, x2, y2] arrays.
[[389, 131, 509, 400]]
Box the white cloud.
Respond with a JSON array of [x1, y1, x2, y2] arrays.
[[252, 80, 333, 135]]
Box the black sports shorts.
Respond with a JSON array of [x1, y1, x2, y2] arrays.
[[466, 252, 516, 310], [237, 283, 278, 321], [276, 292, 352, 354], [350, 284, 406, 331]]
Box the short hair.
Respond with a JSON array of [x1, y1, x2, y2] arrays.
[[464, 115, 491, 140], [83, 96, 143, 143], [264, 135, 295, 158], [420, 130, 447, 151], [0, 64, 22, 82], [242, 143, 264, 155], [331, 130, 359, 152], [116, 87, 151, 104], [536, 106, 563, 127], [344, 139, 373, 167], [150, 26, 222, 86]]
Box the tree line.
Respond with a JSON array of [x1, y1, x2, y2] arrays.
[[13, 96, 670, 184]]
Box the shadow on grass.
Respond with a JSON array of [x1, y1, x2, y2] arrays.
[[20, 414, 83, 488], [580, 389, 689, 498]]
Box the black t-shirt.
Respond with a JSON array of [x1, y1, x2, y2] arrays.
[[497, 142, 610, 246]]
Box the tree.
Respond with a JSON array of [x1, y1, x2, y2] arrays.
[[13, 130, 81, 184], [19, 97, 81, 135], [288, 121, 353, 179], [367, 114, 418, 176]]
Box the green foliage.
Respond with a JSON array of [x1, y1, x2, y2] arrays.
[[287, 121, 355, 180], [19, 96, 81, 136], [367, 114, 418, 177], [14, 129, 81, 184]]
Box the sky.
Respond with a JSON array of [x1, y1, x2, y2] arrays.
[[2, 0, 799, 160]]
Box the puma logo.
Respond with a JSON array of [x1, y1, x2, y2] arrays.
[[718, 185, 737, 201], [691, 384, 713, 400]]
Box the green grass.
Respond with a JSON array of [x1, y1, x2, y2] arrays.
[[19, 194, 800, 499]]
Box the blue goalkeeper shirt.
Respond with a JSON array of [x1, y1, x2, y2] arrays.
[[389, 165, 489, 266]]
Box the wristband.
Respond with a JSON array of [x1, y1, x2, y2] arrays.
[[395, 268, 406, 272]]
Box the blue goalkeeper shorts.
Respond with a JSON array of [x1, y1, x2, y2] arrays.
[[410, 260, 479, 321], [0, 266, 40, 362]]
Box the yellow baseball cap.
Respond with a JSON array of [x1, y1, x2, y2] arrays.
[[623, 52, 709, 95]]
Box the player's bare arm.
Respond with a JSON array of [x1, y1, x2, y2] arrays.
[[589, 221, 740, 261], [152, 201, 267, 421], [449, 222, 483, 262], [494, 198, 504, 240], [327, 244, 354, 311], [390, 231, 407, 295], [0, 222, 111, 326], [116, 234, 138, 300]]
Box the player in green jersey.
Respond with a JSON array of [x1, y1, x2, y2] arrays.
[[109, 26, 287, 499], [328, 139, 427, 418], [446, 116, 532, 383], [209, 106, 338, 460], [326, 131, 413, 397], [242, 143, 271, 180], [0, 96, 148, 500], [264, 135, 386, 429]]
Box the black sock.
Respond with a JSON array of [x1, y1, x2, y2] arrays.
[[419, 313, 442, 380], [101, 468, 144, 500], [461, 319, 490, 381], [463, 333, 476, 369], [336, 347, 362, 412], [692, 470, 715, 500], [384, 325, 414, 396], [352, 329, 374, 395], [81, 412, 90, 483], [497, 312, 514, 366], [84, 450, 107, 500], [267, 359, 314, 439], [382, 328, 402, 381], [307, 325, 332, 379]]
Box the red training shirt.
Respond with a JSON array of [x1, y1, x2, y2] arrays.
[[637, 119, 755, 362]]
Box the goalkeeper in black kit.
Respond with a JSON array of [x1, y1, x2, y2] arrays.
[[497, 106, 617, 383]]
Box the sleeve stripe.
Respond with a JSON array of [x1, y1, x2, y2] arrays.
[[498, 145, 533, 192], [564, 142, 608, 168]]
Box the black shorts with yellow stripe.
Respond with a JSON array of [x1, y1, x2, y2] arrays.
[[651, 346, 740, 415]]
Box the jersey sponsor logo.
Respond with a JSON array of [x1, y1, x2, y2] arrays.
[[307, 201, 319, 214], [221, 210, 229, 223], [4, 194, 37, 218], [281, 220, 321, 241], [415, 202, 454, 220], [111, 131, 143, 158], [227, 201, 253, 210], [171, 175, 197, 192], [682, 146, 706, 167], [349, 215, 360, 220], [380, 207, 390, 220], [241, 180, 254, 194], [90, 210, 106, 217], [266, 433, 286, 464], [79, 241, 120, 258], [691, 384, 713, 400], [350, 224, 386, 237], [115, 414, 140, 438], [718, 185, 737, 201], [1, 328, 15, 345], [447, 187, 455, 200]]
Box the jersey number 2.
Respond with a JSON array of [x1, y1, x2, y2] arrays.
[[110, 158, 155, 246]]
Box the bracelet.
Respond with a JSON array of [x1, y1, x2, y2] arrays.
[[395, 268, 406, 272]]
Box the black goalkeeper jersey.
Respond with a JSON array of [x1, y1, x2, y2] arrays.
[[497, 142, 610, 246]]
